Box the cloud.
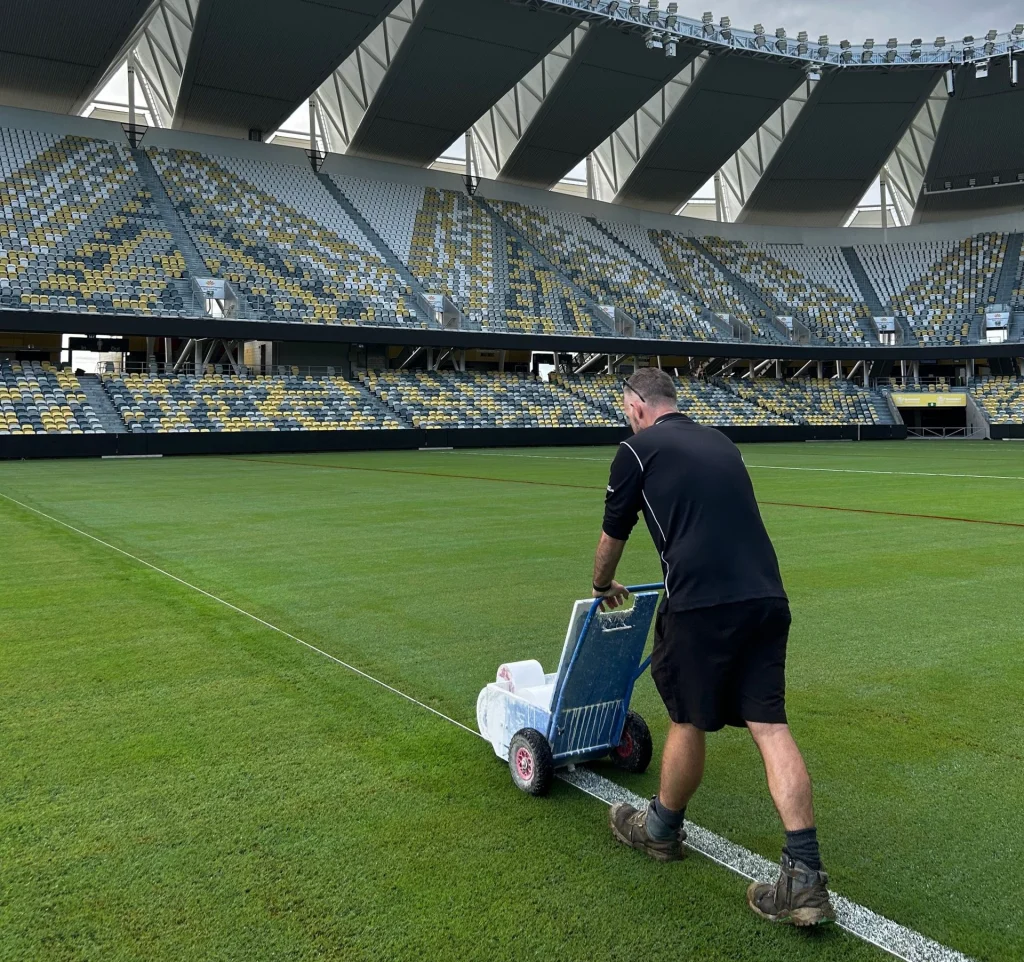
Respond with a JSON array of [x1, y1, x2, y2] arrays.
[[701, 1, 1022, 42]]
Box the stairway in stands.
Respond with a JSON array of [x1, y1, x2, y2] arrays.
[[316, 173, 440, 329], [477, 199, 619, 336], [994, 232, 1023, 305], [78, 375, 126, 433], [686, 236, 790, 329], [838, 248, 886, 344], [133, 149, 208, 310], [585, 218, 734, 341]]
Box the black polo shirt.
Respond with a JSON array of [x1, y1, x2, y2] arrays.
[[602, 413, 786, 613]]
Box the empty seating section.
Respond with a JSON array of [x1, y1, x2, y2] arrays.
[[0, 129, 188, 316], [855, 235, 1005, 344], [331, 175, 421, 264], [148, 149, 419, 326], [970, 377, 1024, 423], [102, 372, 402, 432], [493, 201, 714, 341], [731, 379, 896, 425], [554, 372, 791, 426], [0, 360, 102, 434], [648, 230, 785, 344], [704, 239, 870, 345], [359, 370, 620, 428]]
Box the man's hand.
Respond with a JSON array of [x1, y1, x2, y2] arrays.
[[593, 580, 630, 611]]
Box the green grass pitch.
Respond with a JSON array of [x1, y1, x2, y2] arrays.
[[1, 441, 1022, 962]]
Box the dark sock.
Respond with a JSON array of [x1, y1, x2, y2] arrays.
[[784, 827, 822, 871], [646, 796, 685, 841]]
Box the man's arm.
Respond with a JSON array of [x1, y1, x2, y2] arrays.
[[592, 444, 644, 609], [592, 531, 629, 610]]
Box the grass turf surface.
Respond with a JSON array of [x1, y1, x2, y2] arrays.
[[1, 440, 1021, 962]]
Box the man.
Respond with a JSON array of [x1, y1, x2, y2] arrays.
[[592, 368, 834, 927]]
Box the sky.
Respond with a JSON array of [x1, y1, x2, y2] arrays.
[[702, 1, 1022, 44]]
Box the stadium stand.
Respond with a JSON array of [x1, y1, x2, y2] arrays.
[[855, 234, 1006, 344], [492, 200, 719, 341], [969, 377, 1024, 423], [0, 128, 189, 317], [730, 378, 898, 425], [702, 238, 873, 346], [147, 149, 422, 327], [0, 360, 103, 434], [358, 369, 621, 429], [336, 180, 597, 335], [102, 371, 403, 432], [553, 372, 793, 426], [604, 223, 787, 344]]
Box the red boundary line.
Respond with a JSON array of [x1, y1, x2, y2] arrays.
[[226, 457, 1024, 530]]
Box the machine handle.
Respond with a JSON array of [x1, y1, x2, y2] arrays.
[[546, 583, 664, 742]]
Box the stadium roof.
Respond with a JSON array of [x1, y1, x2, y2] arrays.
[[2, 0, 1023, 225]]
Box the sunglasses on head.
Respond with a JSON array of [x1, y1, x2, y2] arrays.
[[622, 377, 645, 403]]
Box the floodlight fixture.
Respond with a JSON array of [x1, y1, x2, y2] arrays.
[[1014, 24, 1024, 37], [588, 0, 600, 8], [945, 67, 955, 96], [719, 16, 732, 40], [797, 31, 808, 55], [887, 38, 898, 48], [646, 1, 660, 25], [935, 36, 946, 48], [701, 11, 714, 35], [628, 3, 641, 19], [606, 0, 619, 12], [665, 2, 678, 28], [817, 36, 829, 58], [775, 27, 787, 53], [984, 41, 995, 55], [884, 49, 897, 63], [985, 29, 998, 41], [753, 24, 766, 48], [963, 35, 975, 59]]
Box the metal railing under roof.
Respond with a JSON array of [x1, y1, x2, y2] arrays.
[[516, 1, 1024, 72]]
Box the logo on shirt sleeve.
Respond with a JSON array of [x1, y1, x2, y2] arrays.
[[607, 485, 615, 493]]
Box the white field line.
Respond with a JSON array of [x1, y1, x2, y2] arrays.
[[0, 490, 975, 962], [438, 450, 1024, 482]]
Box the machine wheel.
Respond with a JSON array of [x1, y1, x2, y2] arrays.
[[508, 728, 555, 796], [609, 711, 653, 774]]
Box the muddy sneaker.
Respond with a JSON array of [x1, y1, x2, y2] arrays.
[[609, 800, 686, 862], [747, 853, 836, 927]]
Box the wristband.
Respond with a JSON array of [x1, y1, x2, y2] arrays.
[[593, 582, 612, 593]]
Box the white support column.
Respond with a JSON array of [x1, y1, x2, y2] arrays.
[[127, 57, 137, 130], [863, 361, 869, 388], [879, 168, 888, 245], [309, 97, 318, 155], [816, 361, 824, 379]]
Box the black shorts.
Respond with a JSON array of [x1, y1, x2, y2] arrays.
[[650, 597, 791, 732]]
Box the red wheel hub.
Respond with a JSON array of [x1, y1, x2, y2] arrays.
[[615, 732, 635, 759], [515, 746, 534, 780]]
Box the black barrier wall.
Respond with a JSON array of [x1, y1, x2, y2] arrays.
[[0, 424, 910, 461]]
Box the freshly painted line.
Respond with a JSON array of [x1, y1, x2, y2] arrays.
[[561, 769, 974, 962], [0, 489, 975, 962]]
